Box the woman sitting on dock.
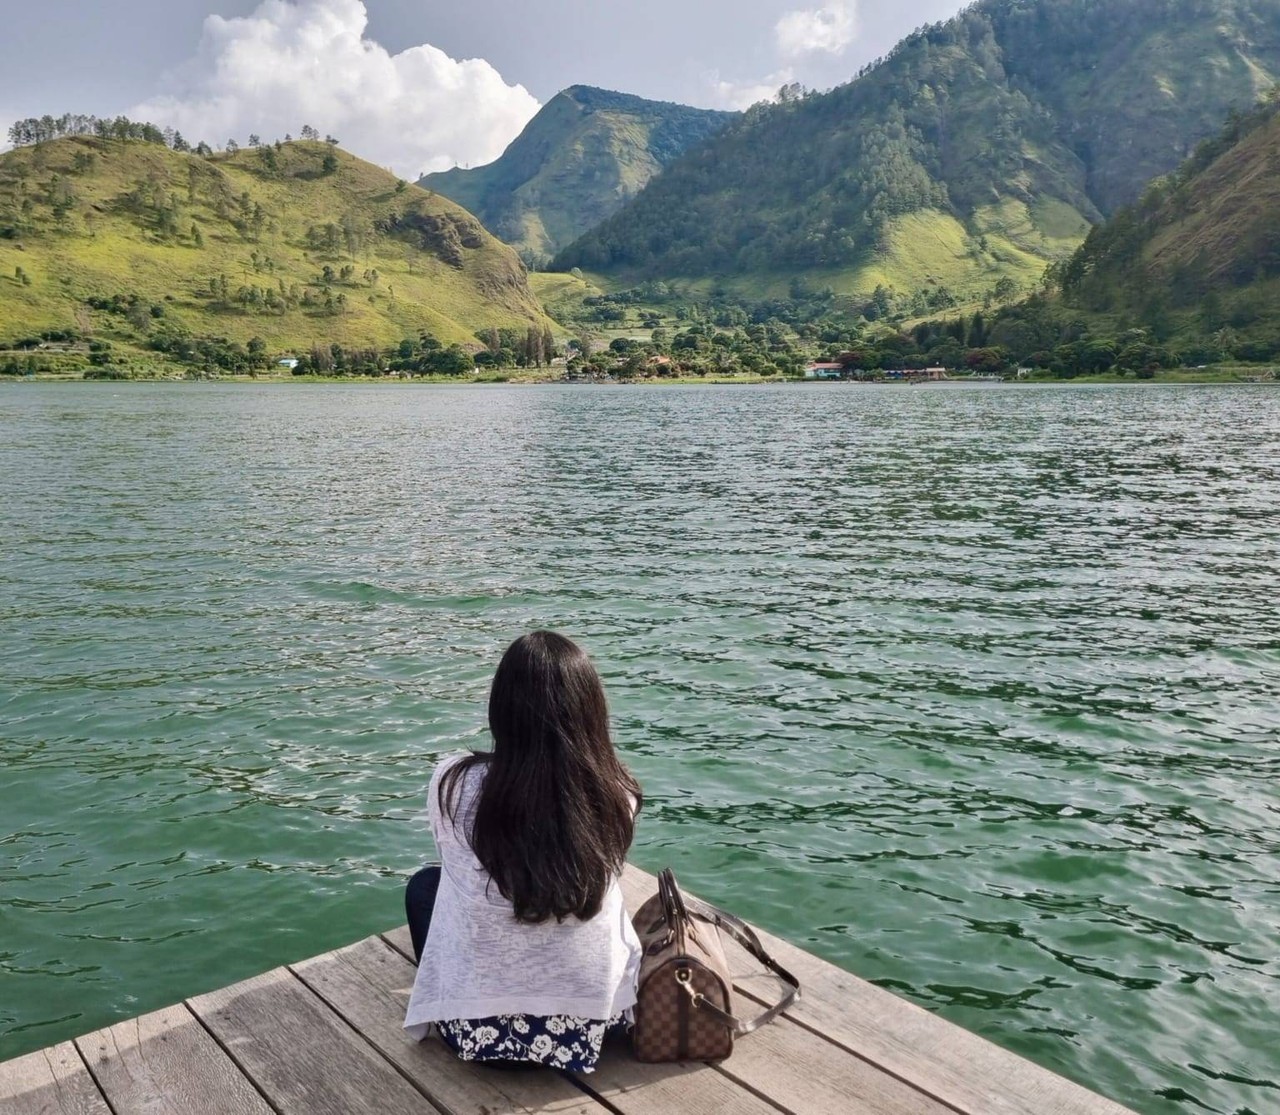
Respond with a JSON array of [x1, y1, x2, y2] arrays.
[[403, 630, 644, 1071]]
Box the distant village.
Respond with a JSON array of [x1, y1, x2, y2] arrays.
[[801, 362, 1027, 384]]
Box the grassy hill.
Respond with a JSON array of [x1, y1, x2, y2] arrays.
[[553, 0, 1280, 301], [882, 92, 1280, 378], [0, 135, 550, 370], [529, 90, 1280, 385], [1044, 90, 1280, 353], [420, 87, 735, 266]]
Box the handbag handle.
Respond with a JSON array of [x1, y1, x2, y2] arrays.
[[659, 869, 801, 1037]]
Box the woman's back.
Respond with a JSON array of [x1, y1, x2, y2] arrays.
[[403, 631, 643, 1054], [404, 752, 641, 1034]]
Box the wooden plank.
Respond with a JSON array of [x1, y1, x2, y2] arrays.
[[579, 1046, 782, 1115], [619, 865, 1136, 1115], [292, 935, 601, 1115], [5, 856, 1141, 1115], [378, 924, 415, 961], [74, 1003, 273, 1115], [385, 922, 940, 1115], [0, 1041, 109, 1115], [380, 929, 780, 1115], [189, 966, 437, 1115], [717, 1015, 953, 1115]]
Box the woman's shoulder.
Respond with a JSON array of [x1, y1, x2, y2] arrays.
[[428, 751, 488, 827], [430, 750, 475, 783], [430, 749, 493, 786]]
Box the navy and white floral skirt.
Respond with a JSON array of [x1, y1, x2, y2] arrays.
[[437, 1012, 628, 1073]]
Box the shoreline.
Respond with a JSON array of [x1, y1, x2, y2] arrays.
[[5, 371, 1276, 387]]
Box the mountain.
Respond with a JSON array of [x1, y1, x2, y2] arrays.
[[420, 86, 736, 265], [0, 133, 549, 362], [1056, 89, 1280, 329], [553, 0, 1280, 299], [907, 92, 1280, 377]]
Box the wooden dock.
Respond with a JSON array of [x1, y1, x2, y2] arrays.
[[1, 865, 1136, 1115]]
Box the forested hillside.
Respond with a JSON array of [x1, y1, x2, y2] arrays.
[[554, 0, 1280, 297], [0, 125, 550, 374], [1028, 85, 1280, 368], [909, 92, 1280, 376], [1058, 91, 1280, 310], [421, 87, 735, 266]]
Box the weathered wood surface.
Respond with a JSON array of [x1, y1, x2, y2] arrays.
[[382, 927, 782, 1115], [0, 1042, 109, 1115], [189, 967, 436, 1114], [293, 935, 598, 1115], [74, 1004, 273, 1115], [616, 865, 1135, 1115], [0, 863, 1137, 1115]]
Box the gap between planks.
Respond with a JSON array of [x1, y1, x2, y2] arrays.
[[2, 862, 1138, 1115]]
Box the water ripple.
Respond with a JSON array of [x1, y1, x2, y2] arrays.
[[1, 383, 1278, 1113]]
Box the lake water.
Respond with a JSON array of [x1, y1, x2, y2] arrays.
[[0, 382, 1276, 1114]]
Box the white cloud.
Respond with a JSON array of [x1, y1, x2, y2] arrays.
[[775, 1, 857, 59], [129, 0, 540, 177], [707, 69, 797, 111]]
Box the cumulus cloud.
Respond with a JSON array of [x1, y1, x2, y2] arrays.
[[707, 69, 797, 111], [775, 1, 857, 59], [130, 0, 539, 177]]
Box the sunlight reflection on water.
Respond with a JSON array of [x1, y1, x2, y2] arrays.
[[1, 383, 1277, 1114]]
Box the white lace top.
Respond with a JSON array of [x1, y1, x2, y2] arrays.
[[403, 752, 642, 1039]]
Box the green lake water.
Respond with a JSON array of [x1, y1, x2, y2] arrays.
[[0, 382, 1276, 1113]]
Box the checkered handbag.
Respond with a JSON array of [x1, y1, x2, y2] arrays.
[[631, 868, 800, 1063]]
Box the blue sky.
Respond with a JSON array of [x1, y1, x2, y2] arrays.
[[3, 0, 967, 176]]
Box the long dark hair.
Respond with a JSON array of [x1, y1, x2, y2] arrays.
[[438, 631, 642, 923]]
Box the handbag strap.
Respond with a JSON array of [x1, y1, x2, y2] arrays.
[[662, 870, 802, 1036], [658, 868, 688, 924]]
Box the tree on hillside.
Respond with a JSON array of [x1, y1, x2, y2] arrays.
[[7, 113, 187, 148], [308, 342, 334, 372], [965, 347, 1007, 373], [340, 213, 364, 257]]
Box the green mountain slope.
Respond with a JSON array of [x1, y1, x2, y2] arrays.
[[553, 0, 1280, 298], [0, 135, 549, 358], [420, 86, 735, 265], [1058, 90, 1280, 319], [903, 93, 1280, 378]]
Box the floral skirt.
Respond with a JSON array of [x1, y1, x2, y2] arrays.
[[436, 1012, 628, 1073]]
